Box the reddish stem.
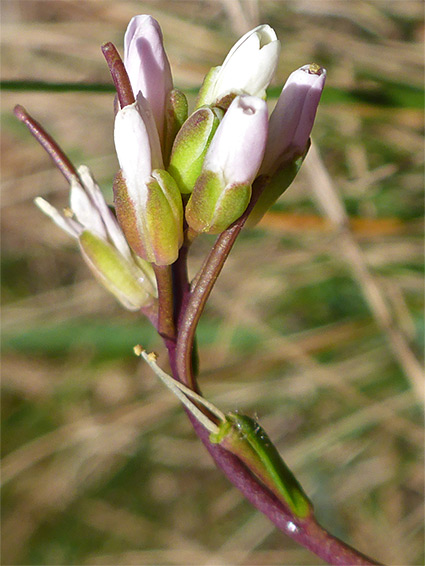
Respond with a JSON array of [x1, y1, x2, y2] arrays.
[[162, 178, 382, 565], [101, 42, 135, 108], [13, 105, 78, 183], [153, 264, 176, 341], [175, 177, 268, 387]]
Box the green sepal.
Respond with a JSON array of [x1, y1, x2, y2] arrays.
[[195, 66, 220, 108], [79, 230, 155, 310], [168, 107, 222, 194], [185, 171, 251, 234], [163, 88, 189, 167], [113, 169, 183, 266], [145, 169, 184, 265], [210, 412, 312, 519], [248, 143, 310, 227]]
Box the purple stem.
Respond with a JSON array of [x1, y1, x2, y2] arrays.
[[14, 105, 79, 184], [153, 264, 176, 341], [164, 333, 380, 565], [161, 178, 381, 565], [191, 414, 381, 565], [175, 176, 268, 387], [101, 42, 135, 108]]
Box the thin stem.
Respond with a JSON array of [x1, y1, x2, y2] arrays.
[[175, 177, 268, 387], [172, 238, 191, 325], [101, 42, 135, 108], [164, 175, 381, 564], [153, 264, 176, 341], [13, 105, 79, 184]]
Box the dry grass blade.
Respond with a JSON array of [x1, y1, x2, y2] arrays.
[[303, 142, 424, 401]]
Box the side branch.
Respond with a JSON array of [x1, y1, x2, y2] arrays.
[[175, 177, 268, 388], [14, 105, 79, 184]]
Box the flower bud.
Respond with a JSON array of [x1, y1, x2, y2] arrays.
[[168, 106, 222, 194], [260, 64, 326, 176], [34, 166, 157, 310], [124, 15, 173, 141], [247, 64, 326, 226], [197, 25, 280, 108], [114, 94, 183, 265], [186, 95, 268, 234]]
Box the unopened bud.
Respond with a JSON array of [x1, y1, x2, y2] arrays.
[[79, 231, 155, 310], [124, 15, 173, 142], [261, 64, 326, 176], [197, 24, 280, 108], [114, 94, 183, 265], [186, 95, 268, 234]]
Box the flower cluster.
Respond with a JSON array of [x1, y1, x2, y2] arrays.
[[26, 15, 325, 310]]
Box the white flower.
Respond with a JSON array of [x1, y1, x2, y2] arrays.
[[35, 165, 157, 310], [113, 93, 183, 265]]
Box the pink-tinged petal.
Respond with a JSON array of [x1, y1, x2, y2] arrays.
[[186, 95, 268, 235], [261, 64, 326, 175], [124, 15, 173, 140], [203, 95, 268, 186]]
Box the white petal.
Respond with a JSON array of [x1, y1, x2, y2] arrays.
[[211, 25, 280, 102], [204, 95, 268, 186], [34, 197, 82, 238], [77, 166, 132, 260], [69, 177, 108, 239], [114, 96, 163, 209], [124, 15, 173, 140]]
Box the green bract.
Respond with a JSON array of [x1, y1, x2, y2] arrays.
[[139, 348, 312, 521], [247, 150, 307, 227], [211, 413, 312, 519], [113, 168, 183, 266]]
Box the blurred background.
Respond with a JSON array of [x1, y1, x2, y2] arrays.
[[1, 1, 424, 564]]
